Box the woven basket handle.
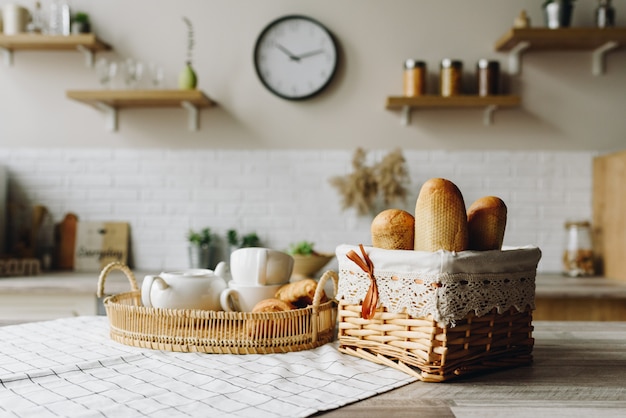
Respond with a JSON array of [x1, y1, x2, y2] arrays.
[[313, 270, 339, 310], [97, 261, 138, 298]]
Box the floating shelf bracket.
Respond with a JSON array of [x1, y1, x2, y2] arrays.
[[483, 105, 498, 126], [0, 47, 13, 67], [508, 41, 530, 75], [93, 101, 118, 132], [181, 100, 200, 131], [592, 41, 619, 76], [401, 105, 412, 126], [75, 44, 95, 68]]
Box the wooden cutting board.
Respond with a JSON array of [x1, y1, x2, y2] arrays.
[[593, 150, 626, 281], [57, 213, 78, 270]]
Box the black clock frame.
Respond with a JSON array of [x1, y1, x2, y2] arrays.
[[253, 14, 339, 101]]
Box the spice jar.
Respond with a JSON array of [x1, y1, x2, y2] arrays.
[[403, 59, 426, 97], [476, 59, 500, 96], [596, 0, 615, 28], [563, 220, 596, 277], [439, 59, 462, 97]]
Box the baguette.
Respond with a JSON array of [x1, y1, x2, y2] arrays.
[[467, 196, 507, 250], [414, 178, 468, 252], [371, 208, 415, 250]]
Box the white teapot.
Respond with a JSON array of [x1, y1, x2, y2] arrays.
[[141, 266, 228, 310]]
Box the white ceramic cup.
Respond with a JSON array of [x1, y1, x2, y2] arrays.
[[2, 4, 29, 35], [220, 282, 284, 312], [141, 269, 227, 311], [229, 247, 294, 286]]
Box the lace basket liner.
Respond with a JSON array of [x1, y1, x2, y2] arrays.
[[336, 244, 541, 327]]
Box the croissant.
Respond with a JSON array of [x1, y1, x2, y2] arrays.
[[275, 279, 327, 309]]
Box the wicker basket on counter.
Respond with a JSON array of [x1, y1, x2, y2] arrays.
[[97, 262, 338, 354], [335, 244, 542, 382]]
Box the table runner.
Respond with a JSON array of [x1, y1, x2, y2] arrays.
[[0, 316, 416, 417]]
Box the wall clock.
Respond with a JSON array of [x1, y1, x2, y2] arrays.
[[253, 15, 338, 101]]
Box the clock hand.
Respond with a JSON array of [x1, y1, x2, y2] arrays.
[[296, 49, 325, 59], [275, 43, 300, 61]]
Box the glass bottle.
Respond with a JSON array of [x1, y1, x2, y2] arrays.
[[562, 220, 596, 277], [440, 59, 462, 97], [403, 59, 426, 97], [476, 59, 500, 96], [596, 0, 616, 28]]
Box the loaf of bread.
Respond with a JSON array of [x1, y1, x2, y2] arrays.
[[414, 178, 468, 252], [467, 196, 507, 251], [371, 208, 415, 250]]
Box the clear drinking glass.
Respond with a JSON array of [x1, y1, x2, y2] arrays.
[[148, 62, 165, 89], [122, 58, 144, 89], [96, 58, 118, 89]]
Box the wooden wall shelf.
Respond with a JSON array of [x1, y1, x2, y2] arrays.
[[0, 34, 111, 67], [495, 27, 626, 75], [385, 95, 521, 126], [66, 89, 215, 132]]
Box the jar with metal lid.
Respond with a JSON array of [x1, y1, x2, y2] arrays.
[[476, 59, 500, 96], [562, 220, 596, 277], [439, 59, 462, 97], [403, 59, 426, 97], [596, 0, 615, 28]]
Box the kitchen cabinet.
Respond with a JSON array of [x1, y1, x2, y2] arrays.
[[495, 27, 626, 75], [0, 33, 111, 67], [534, 274, 626, 321], [66, 89, 215, 132], [385, 95, 520, 126]]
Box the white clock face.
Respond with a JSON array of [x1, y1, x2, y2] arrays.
[[254, 15, 338, 100]]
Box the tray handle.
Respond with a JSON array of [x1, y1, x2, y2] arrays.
[[97, 261, 139, 298]]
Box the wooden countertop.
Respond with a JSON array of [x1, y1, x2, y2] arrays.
[[320, 321, 626, 417], [2, 271, 626, 299]]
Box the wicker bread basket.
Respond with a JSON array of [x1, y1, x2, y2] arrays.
[[97, 262, 338, 354], [336, 244, 542, 382]]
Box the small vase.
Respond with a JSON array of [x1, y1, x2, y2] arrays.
[[178, 62, 198, 89], [544, 1, 574, 29]]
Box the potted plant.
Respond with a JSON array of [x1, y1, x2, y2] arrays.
[[543, 0, 575, 29], [71, 12, 91, 34], [287, 241, 334, 279], [187, 227, 216, 269], [227, 229, 261, 253]]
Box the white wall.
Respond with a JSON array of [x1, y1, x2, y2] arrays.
[[0, 1, 620, 273], [0, 0, 624, 150], [0, 148, 594, 273]]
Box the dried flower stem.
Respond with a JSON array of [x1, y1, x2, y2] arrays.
[[330, 148, 410, 217], [183, 16, 194, 64]]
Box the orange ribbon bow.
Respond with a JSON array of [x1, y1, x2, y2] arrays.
[[346, 244, 379, 320]]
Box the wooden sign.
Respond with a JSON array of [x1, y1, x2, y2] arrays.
[[74, 222, 129, 271]]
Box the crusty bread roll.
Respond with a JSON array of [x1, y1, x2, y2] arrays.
[[414, 178, 468, 252], [467, 196, 507, 251], [371, 208, 415, 250]]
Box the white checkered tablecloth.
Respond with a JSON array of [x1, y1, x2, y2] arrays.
[[0, 316, 416, 417]]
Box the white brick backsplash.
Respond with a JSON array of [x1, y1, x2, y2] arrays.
[[0, 149, 595, 273]]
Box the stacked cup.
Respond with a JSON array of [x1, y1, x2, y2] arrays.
[[220, 248, 294, 312]]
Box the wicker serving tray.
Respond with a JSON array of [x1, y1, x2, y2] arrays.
[[97, 262, 338, 354]]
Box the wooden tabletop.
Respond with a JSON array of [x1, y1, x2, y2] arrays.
[[318, 321, 626, 417]]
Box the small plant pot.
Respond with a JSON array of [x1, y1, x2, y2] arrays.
[[188, 244, 216, 269], [544, 1, 574, 29], [291, 253, 334, 280]]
